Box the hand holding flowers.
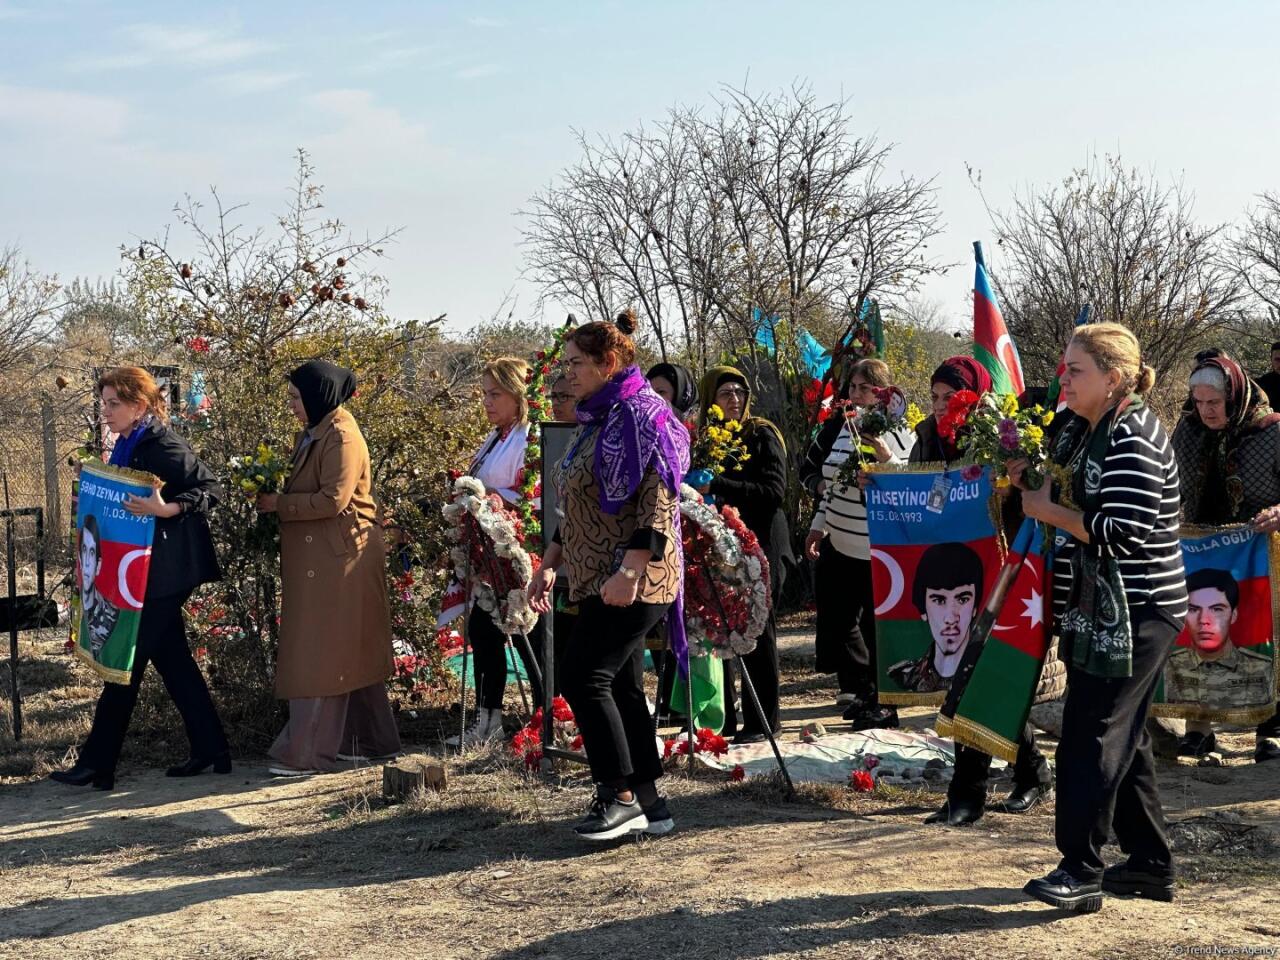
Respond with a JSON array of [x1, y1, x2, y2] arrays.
[[958, 393, 1054, 490]]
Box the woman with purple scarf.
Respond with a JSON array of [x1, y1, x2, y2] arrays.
[[528, 312, 690, 841]]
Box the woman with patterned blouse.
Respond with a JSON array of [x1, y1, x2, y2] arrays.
[[528, 312, 690, 841]]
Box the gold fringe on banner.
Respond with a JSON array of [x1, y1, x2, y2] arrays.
[[934, 713, 1019, 765], [73, 644, 133, 685], [879, 691, 947, 708], [79, 459, 161, 490]]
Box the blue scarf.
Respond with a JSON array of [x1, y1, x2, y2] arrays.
[[109, 416, 153, 468]]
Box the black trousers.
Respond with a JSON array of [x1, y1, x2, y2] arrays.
[[1055, 606, 1177, 882], [948, 724, 1052, 805], [79, 590, 228, 773], [723, 613, 781, 736], [813, 541, 878, 701], [469, 606, 544, 711], [562, 595, 668, 787]]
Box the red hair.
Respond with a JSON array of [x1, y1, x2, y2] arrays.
[[97, 366, 169, 423]]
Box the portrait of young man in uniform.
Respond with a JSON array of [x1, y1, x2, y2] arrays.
[[888, 541, 984, 693], [1165, 567, 1271, 709], [78, 513, 121, 663]]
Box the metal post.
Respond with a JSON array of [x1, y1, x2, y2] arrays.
[[4, 476, 19, 743], [40, 399, 61, 553], [540, 597, 555, 775], [736, 655, 793, 796], [685, 658, 696, 771]]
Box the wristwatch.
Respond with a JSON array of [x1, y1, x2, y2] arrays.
[[618, 566, 640, 581]]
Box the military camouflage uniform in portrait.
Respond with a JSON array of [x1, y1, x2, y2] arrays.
[[888, 542, 984, 694]]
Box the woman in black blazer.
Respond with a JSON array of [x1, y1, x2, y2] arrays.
[[51, 367, 228, 791]]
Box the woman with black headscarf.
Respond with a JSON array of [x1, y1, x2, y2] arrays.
[[648, 363, 698, 423], [256, 360, 400, 775], [692, 365, 792, 743], [1173, 351, 1280, 763]]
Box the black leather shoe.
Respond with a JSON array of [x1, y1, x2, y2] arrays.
[[845, 705, 900, 731], [166, 752, 232, 777], [50, 765, 114, 791], [994, 782, 1053, 813], [1255, 739, 1280, 763], [923, 798, 984, 826], [1101, 862, 1175, 902], [1177, 731, 1216, 758], [1023, 869, 1103, 912]]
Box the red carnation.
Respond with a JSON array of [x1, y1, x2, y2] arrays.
[[730, 764, 746, 782], [850, 769, 875, 792], [570, 734, 584, 751]]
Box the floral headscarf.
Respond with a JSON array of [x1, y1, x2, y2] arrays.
[[1175, 354, 1280, 522]]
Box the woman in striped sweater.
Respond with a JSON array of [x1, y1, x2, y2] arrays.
[[1014, 322, 1186, 913], [801, 359, 913, 729]]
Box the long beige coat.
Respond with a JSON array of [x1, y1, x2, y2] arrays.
[[274, 406, 394, 699]]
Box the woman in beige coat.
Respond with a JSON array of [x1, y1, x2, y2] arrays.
[[256, 360, 399, 775]]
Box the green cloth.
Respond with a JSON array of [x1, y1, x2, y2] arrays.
[[670, 654, 726, 732]]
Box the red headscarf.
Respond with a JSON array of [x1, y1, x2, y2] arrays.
[[931, 356, 993, 395]]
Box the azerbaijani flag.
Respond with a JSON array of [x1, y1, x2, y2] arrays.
[[1044, 304, 1093, 413], [72, 461, 157, 685], [864, 465, 1002, 706], [972, 241, 1024, 397], [937, 518, 1051, 762]]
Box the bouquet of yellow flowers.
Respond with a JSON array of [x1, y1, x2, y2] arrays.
[[958, 393, 1054, 490], [688, 404, 750, 487], [228, 443, 291, 496]]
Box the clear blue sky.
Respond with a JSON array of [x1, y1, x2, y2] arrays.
[[2, 1, 1277, 335]]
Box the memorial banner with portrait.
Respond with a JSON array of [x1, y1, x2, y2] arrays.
[[1151, 526, 1279, 724], [864, 464, 1002, 706], [70, 461, 158, 684]]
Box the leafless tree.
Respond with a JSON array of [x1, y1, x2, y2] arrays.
[[0, 247, 61, 383], [1234, 192, 1280, 340], [975, 155, 1245, 387], [522, 84, 945, 374]]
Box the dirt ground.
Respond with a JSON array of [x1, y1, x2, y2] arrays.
[[4, 628, 1280, 960]]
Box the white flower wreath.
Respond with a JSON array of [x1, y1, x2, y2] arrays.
[[443, 474, 539, 636], [678, 484, 771, 658]]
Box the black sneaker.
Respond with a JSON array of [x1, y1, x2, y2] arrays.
[[1023, 868, 1103, 913], [1177, 731, 1216, 758], [574, 790, 649, 841], [1101, 862, 1175, 902], [638, 797, 675, 836]]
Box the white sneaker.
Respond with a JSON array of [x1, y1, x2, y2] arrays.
[[445, 708, 504, 748], [269, 765, 317, 777]]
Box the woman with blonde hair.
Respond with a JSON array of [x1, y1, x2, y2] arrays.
[[256, 360, 401, 775], [447, 356, 544, 746], [52, 367, 228, 791], [1013, 322, 1185, 911]]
